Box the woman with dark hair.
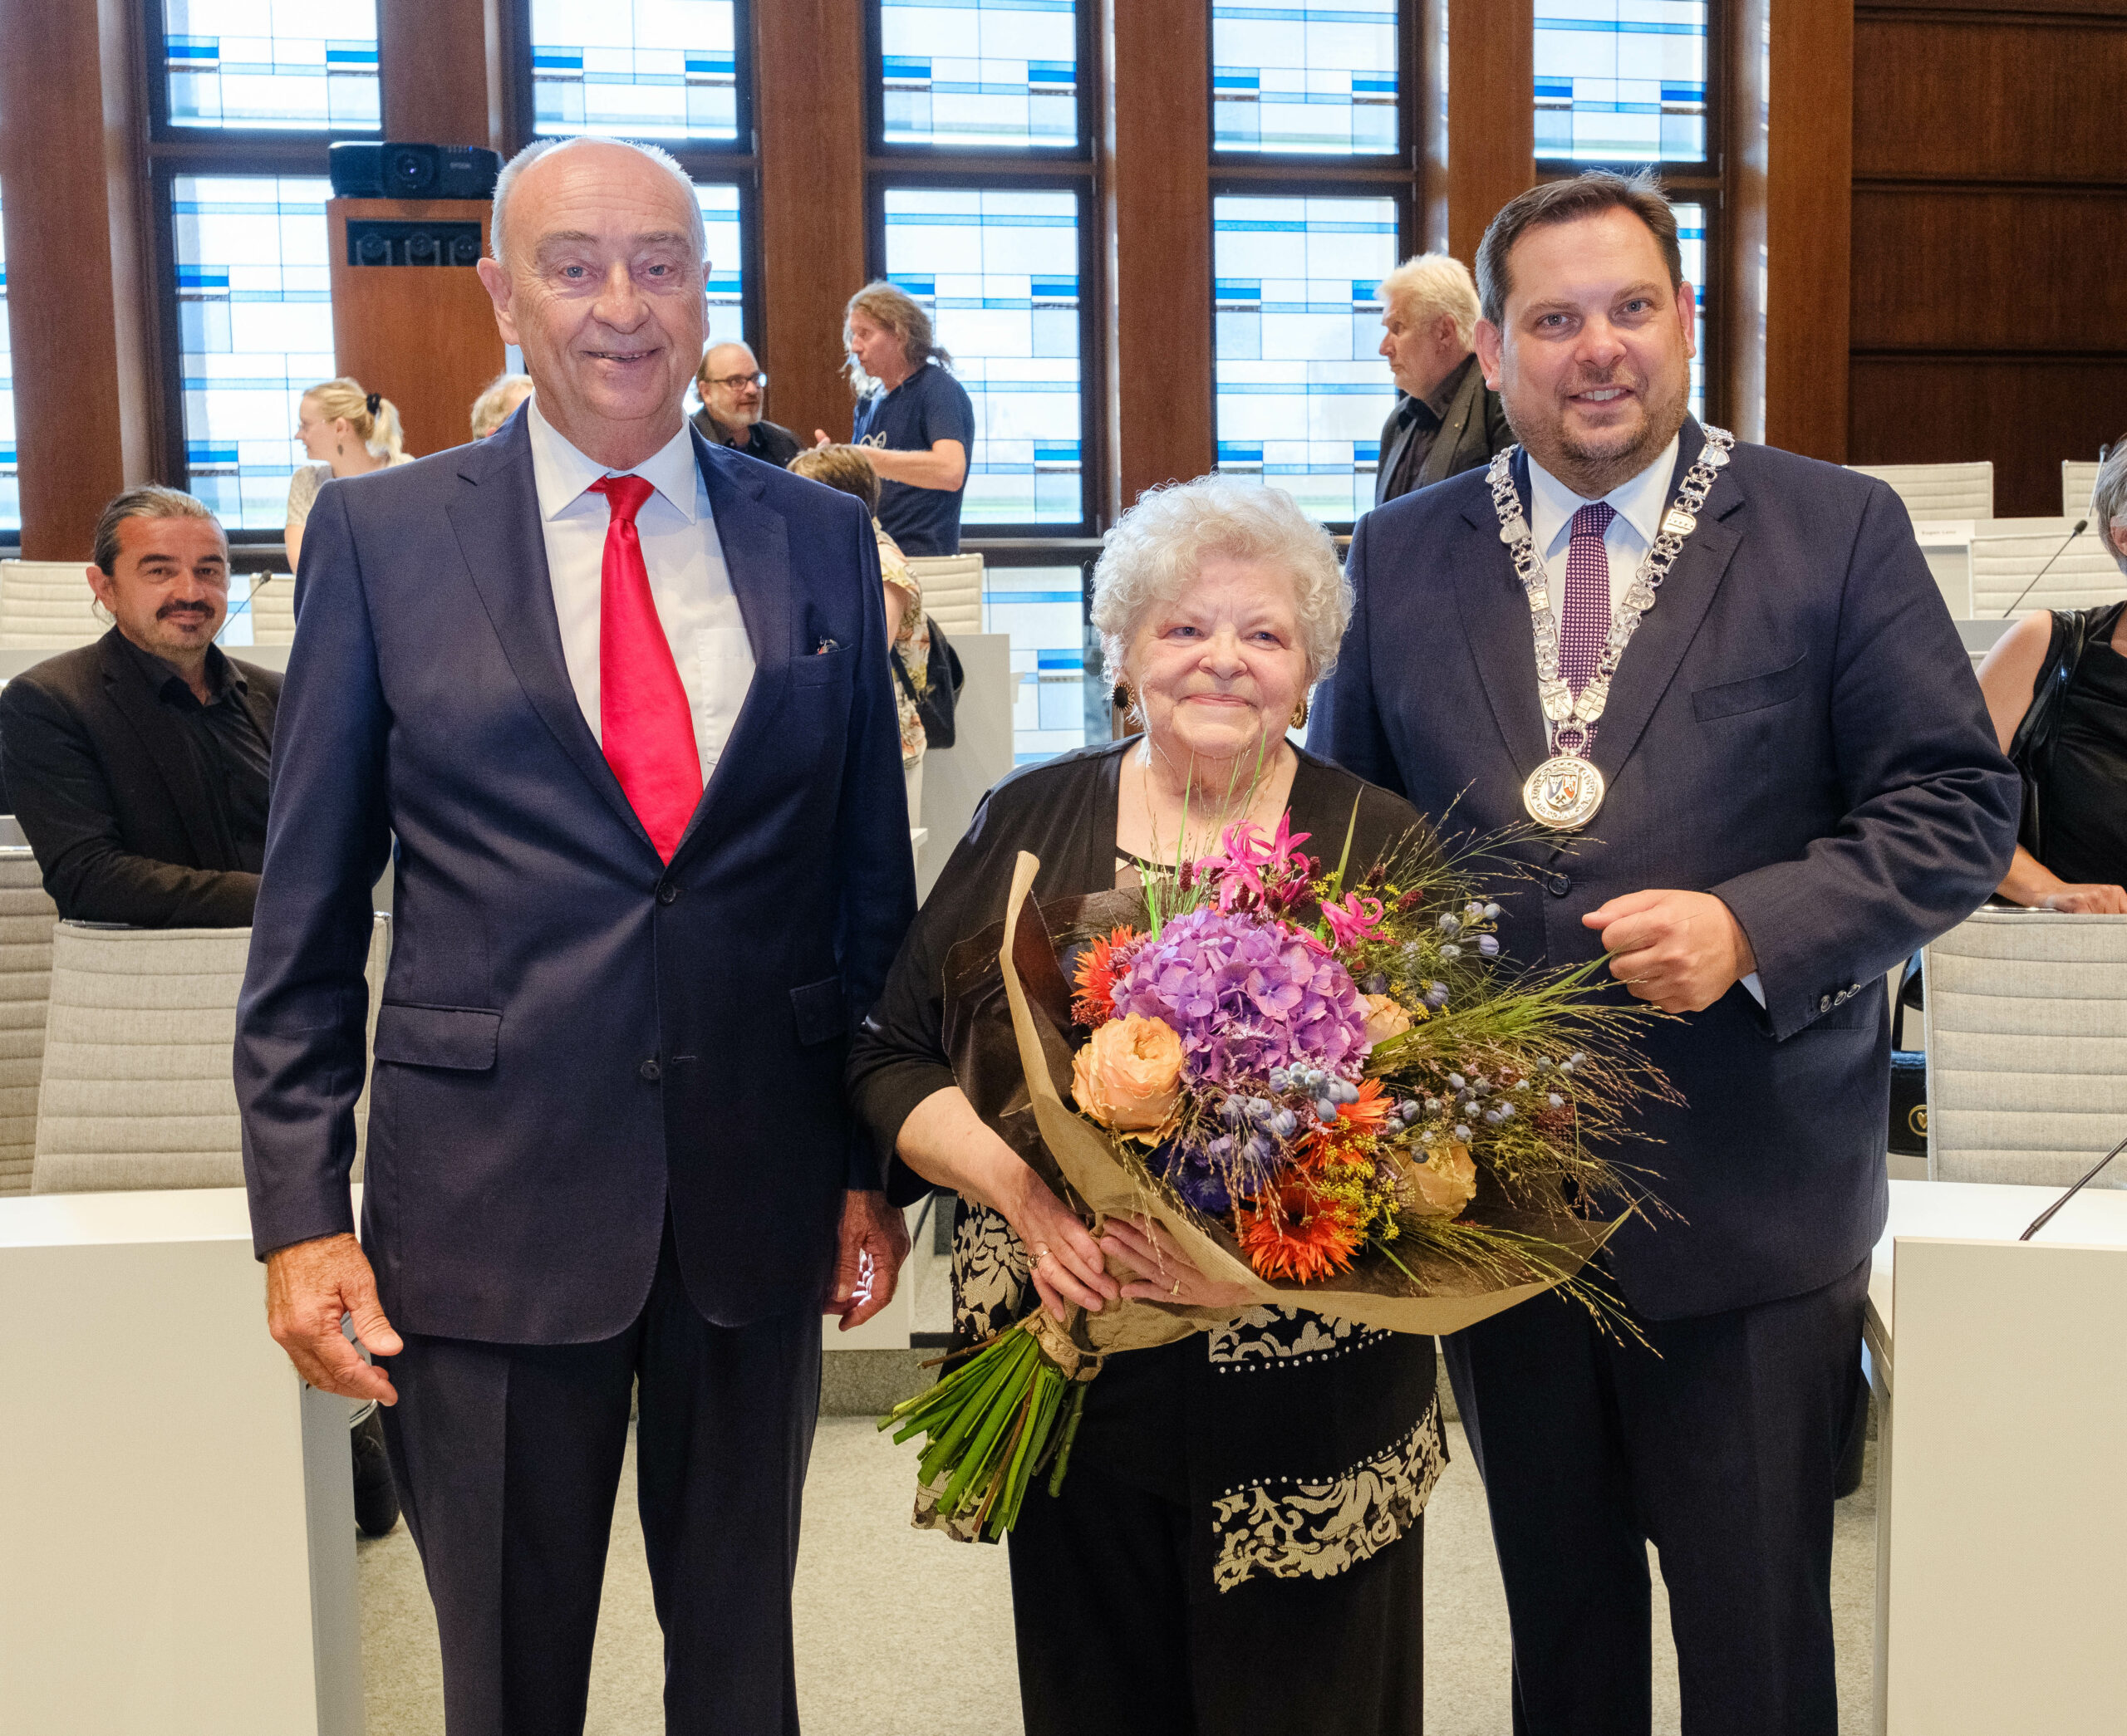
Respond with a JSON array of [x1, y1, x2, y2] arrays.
[[812, 281, 976, 557], [1977, 440, 2127, 911]]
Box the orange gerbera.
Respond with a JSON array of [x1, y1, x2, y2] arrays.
[[1295, 1076, 1393, 1170], [1071, 924, 1143, 1027], [1235, 1179, 1365, 1283]]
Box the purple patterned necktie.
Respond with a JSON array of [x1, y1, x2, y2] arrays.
[[1560, 499, 1617, 698]]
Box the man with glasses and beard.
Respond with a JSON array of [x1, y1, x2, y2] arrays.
[[691, 339, 799, 467], [1321, 170, 2017, 1734]]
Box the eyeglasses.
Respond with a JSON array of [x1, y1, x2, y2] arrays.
[[704, 370, 767, 392]]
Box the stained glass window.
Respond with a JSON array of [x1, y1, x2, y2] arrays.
[[982, 565, 1096, 763], [1674, 199, 1705, 423], [879, 186, 1083, 527], [1212, 0, 1398, 155], [1535, 2, 1708, 163], [0, 188, 16, 536], [1212, 194, 1399, 523], [163, 1, 381, 131], [171, 174, 336, 531], [531, 0, 739, 140], [880, 0, 1078, 149], [696, 184, 744, 345]]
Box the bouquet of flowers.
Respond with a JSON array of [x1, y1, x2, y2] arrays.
[[884, 808, 1668, 1543]]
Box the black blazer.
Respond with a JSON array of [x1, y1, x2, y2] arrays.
[[1322, 422, 2020, 1320], [0, 628, 280, 926], [1373, 356, 1515, 509]]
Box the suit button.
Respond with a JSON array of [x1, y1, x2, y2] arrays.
[[639, 1058, 661, 1082], [1545, 871, 1572, 898], [657, 882, 678, 905]]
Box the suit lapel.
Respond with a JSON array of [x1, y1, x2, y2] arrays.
[[1586, 421, 1744, 784], [95, 633, 225, 867], [666, 434, 792, 868], [1452, 455, 1551, 775], [445, 416, 656, 851], [1418, 361, 1482, 491], [1376, 400, 1415, 509]]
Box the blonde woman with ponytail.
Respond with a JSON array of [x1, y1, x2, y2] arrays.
[[286, 377, 414, 568]]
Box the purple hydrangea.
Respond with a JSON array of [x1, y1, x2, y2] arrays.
[[1112, 906, 1369, 1084]]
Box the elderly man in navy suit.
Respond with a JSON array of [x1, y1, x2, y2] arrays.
[[1320, 171, 2016, 1734], [236, 136, 915, 1734]]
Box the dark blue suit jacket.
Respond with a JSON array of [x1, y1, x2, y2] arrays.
[[235, 412, 916, 1342], [1320, 422, 2018, 1320]]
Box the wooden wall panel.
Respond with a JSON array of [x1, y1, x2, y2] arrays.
[[1421, 0, 1534, 265], [753, 0, 868, 448], [381, 0, 505, 150], [1849, 1, 2127, 517], [1104, 0, 1212, 513], [0, 0, 155, 559], [1849, 356, 2127, 514]]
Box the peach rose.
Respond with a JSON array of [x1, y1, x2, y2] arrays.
[[1070, 1014, 1184, 1131], [1362, 993, 1416, 1048], [1397, 1141, 1477, 1219]]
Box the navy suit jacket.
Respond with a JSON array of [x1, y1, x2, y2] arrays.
[[235, 412, 916, 1342], [1319, 421, 2018, 1320]]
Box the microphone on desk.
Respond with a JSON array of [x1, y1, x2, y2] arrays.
[[1998, 518, 2088, 619], [2019, 1127, 2127, 1241]]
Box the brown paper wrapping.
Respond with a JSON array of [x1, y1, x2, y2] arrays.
[[993, 851, 1613, 1351]]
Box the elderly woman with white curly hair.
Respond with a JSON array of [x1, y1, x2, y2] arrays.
[[848, 474, 1442, 1736]]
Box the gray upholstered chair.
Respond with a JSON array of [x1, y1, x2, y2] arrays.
[[904, 552, 983, 637], [1845, 460, 1994, 522], [0, 560, 104, 651], [29, 915, 388, 1194], [1923, 908, 2127, 1187], [1967, 532, 2123, 618], [2062, 459, 2102, 522], [0, 847, 61, 1195]]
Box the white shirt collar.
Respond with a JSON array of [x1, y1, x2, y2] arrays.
[[525, 397, 702, 526], [1527, 432, 1682, 560]]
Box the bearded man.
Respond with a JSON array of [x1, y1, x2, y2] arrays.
[[1320, 171, 2016, 1734]]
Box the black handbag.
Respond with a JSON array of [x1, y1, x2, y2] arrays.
[[1888, 955, 1928, 1159], [892, 617, 965, 751]]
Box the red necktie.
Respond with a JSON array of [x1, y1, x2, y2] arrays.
[[588, 474, 700, 861]]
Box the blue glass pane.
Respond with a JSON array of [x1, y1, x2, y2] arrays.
[[164, 1, 381, 131], [531, 0, 738, 141], [983, 564, 1094, 764], [0, 186, 16, 535], [171, 174, 336, 532], [1535, 2, 1708, 163], [880, 186, 1083, 528], [1674, 200, 1705, 423], [1212, 0, 1398, 156], [1213, 194, 1399, 523], [882, 0, 1078, 149], [695, 182, 744, 346]]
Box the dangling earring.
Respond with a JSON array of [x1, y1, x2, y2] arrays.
[[1291, 694, 1310, 729], [335, 441, 345, 459], [1113, 681, 1135, 724]]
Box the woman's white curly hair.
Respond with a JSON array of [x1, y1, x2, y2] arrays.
[[1091, 474, 1352, 691]]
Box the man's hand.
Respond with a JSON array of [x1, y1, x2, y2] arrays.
[[2039, 883, 2127, 914], [1583, 889, 1756, 1015], [264, 1232, 402, 1404], [827, 1189, 911, 1331]]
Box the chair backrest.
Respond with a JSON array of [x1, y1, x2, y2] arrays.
[[240, 572, 297, 645], [1923, 908, 2127, 1187], [906, 553, 984, 638], [0, 561, 102, 651], [1847, 461, 1995, 522], [30, 914, 389, 1194], [1967, 532, 2124, 618], [2062, 459, 2103, 521], [0, 848, 59, 1196]]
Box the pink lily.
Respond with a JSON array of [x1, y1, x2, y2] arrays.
[[1320, 891, 1387, 950]]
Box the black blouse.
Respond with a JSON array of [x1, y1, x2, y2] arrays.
[[847, 738, 1446, 1595], [2037, 601, 2127, 889]]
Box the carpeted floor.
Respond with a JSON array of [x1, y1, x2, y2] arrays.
[[358, 1415, 1879, 1734]]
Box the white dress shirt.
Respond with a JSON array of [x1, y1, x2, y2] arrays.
[[1524, 434, 1765, 1005], [525, 399, 755, 782]]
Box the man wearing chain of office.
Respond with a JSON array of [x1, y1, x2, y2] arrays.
[[1319, 170, 2017, 1734]]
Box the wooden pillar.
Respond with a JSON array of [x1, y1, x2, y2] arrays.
[[1422, 0, 1535, 265], [752, 0, 867, 445], [1728, 0, 1851, 460], [1103, 0, 1212, 516], [380, 0, 506, 151], [0, 0, 155, 558]]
